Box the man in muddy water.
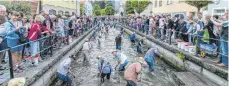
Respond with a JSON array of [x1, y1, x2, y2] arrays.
[[130, 32, 136, 44], [144, 45, 162, 73], [82, 39, 92, 65], [112, 51, 128, 71], [101, 62, 113, 83], [124, 57, 146, 86], [56, 55, 75, 86], [115, 34, 122, 50], [136, 37, 146, 57]]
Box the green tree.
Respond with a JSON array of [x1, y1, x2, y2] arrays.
[[94, 1, 106, 9], [125, 0, 150, 14], [105, 6, 115, 15], [80, 4, 84, 15], [185, 0, 213, 12], [93, 4, 101, 16], [94, 10, 101, 16], [100, 9, 106, 16], [3, 2, 33, 16]]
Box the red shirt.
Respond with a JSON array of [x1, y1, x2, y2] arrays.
[[28, 22, 49, 41]]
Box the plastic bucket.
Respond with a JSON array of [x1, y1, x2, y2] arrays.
[[188, 46, 195, 54], [184, 45, 189, 51], [181, 42, 187, 50], [176, 40, 184, 48]]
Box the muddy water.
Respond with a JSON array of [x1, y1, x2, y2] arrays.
[[70, 27, 176, 86]]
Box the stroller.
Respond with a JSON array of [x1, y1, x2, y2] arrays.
[[197, 30, 218, 57]]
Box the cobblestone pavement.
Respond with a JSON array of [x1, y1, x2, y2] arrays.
[[70, 27, 176, 86]]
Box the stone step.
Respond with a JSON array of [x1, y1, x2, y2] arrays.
[[173, 72, 217, 86]]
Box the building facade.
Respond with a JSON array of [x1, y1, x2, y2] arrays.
[[42, 0, 77, 16], [207, 0, 228, 17], [152, 0, 197, 17], [83, 0, 93, 16]]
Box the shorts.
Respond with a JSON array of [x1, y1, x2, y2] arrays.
[[64, 30, 69, 37], [30, 41, 40, 56], [68, 29, 74, 36], [7, 39, 22, 52], [101, 73, 111, 79], [56, 72, 72, 86], [0, 38, 7, 51], [119, 60, 128, 71], [116, 45, 121, 50], [56, 30, 65, 37], [137, 46, 143, 53], [131, 40, 135, 43], [126, 80, 136, 86]]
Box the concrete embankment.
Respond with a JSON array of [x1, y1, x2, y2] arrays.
[[0, 26, 96, 86], [30, 29, 96, 86], [123, 25, 228, 86]]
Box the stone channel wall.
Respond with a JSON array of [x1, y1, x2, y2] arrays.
[[0, 26, 95, 86], [122, 25, 228, 86], [30, 29, 96, 86]]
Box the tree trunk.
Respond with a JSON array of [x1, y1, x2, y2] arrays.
[[198, 8, 200, 12]]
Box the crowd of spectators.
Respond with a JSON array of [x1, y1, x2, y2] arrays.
[[126, 11, 228, 67], [0, 5, 94, 75]]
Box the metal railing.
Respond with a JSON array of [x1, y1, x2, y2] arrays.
[[0, 22, 94, 81], [122, 20, 228, 59]]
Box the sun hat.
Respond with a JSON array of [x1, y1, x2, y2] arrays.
[[8, 77, 26, 86], [96, 55, 102, 59], [137, 57, 146, 65]]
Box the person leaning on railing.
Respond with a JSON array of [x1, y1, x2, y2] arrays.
[[28, 15, 49, 66], [0, 14, 7, 73], [211, 12, 228, 67], [5, 11, 26, 73]]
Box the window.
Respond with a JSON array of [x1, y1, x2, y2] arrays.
[[65, 11, 70, 16], [159, 0, 162, 7], [49, 9, 56, 15], [167, 0, 172, 5], [155, 0, 158, 8], [216, 9, 225, 13]]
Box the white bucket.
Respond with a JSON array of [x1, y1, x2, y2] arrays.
[[177, 42, 181, 48], [184, 45, 189, 51], [177, 42, 184, 48], [69, 36, 72, 43], [188, 46, 195, 54], [181, 42, 186, 50]]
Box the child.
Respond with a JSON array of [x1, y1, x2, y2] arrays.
[[97, 36, 102, 49], [101, 62, 113, 83], [97, 56, 104, 76]]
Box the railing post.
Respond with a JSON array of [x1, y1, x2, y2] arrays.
[[67, 30, 69, 45], [21, 45, 25, 60], [8, 47, 14, 79], [49, 36, 53, 56], [195, 32, 199, 56], [169, 29, 172, 45]]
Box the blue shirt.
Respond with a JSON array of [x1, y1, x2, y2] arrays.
[[130, 33, 136, 40], [102, 64, 113, 73], [198, 20, 204, 28], [5, 21, 20, 40]]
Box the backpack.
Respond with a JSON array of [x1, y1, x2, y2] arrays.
[[103, 64, 112, 73]]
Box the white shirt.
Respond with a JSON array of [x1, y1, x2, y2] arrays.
[[150, 18, 154, 25], [120, 53, 128, 64], [57, 58, 71, 75], [159, 18, 165, 28], [82, 42, 92, 51]]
